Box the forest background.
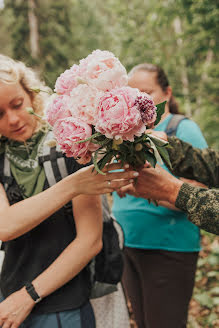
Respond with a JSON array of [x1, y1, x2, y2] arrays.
[[0, 0, 219, 327]]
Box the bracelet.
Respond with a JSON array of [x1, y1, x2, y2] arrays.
[[25, 282, 42, 304]]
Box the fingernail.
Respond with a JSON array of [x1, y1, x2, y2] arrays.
[[125, 164, 129, 168], [129, 179, 134, 183], [133, 172, 139, 177]]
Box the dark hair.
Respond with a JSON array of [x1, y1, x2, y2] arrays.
[[129, 63, 180, 114]]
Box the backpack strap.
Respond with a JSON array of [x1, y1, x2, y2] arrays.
[[2, 155, 13, 191], [165, 114, 187, 136], [38, 131, 68, 186], [40, 133, 114, 220], [102, 195, 124, 248], [102, 194, 112, 222]]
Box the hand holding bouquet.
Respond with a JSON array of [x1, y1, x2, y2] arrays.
[[46, 50, 171, 173]]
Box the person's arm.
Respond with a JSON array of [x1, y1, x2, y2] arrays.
[[0, 194, 103, 327], [33, 194, 102, 299], [0, 163, 137, 241], [127, 165, 219, 235], [175, 183, 219, 235], [167, 137, 219, 188]]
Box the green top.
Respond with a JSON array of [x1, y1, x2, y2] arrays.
[[1, 130, 47, 198], [167, 137, 219, 235]]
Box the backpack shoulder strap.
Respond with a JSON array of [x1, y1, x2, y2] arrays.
[[1, 154, 13, 191], [101, 194, 112, 222], [165, 114, 187, 136], [38, 131, 68, 187]]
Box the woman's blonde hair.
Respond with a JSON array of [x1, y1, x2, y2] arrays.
[[0, 54, 51, 128]]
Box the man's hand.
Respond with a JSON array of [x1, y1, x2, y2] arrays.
[[134, 164, 183, 205]]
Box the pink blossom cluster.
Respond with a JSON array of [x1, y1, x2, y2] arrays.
[[134, 94, 157, 126], [46, 50, 157, 161]]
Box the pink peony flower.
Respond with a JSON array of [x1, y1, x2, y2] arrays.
[[53, 117, 92, 158], [69, 85, 103, 125], [79, 50, 128, 91], [45, 94, 72, 127], [95, 86, 146, 141], [134, 93, 157, 126], [54, 64, 80, 95]]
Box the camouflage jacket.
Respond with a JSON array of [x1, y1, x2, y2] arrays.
[[167, 137, 219, 235]]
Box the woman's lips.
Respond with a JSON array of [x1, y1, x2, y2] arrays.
[[13, 125, 26, 134]]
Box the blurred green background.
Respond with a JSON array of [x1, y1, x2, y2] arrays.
[[0, 0, 218, 148], [0, 1, 219, 327]]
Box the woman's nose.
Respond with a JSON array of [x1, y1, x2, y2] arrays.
[[7, 110, 20, 126]]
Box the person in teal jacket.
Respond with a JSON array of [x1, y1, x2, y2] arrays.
[[112, 63, 208, 328]]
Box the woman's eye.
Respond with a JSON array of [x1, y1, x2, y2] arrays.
[[144, 90, 152, 95], [13, 102, 23, 109], [0, 112, 4, 119]]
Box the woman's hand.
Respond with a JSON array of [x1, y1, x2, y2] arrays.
[[117, 183, 139, 198], [0, 288, 35, 328], [73, 163, 139, 195]]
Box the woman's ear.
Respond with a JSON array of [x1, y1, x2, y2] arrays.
[[166, 86, 172, 102]]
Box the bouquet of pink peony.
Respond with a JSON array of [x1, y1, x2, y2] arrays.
[[46, 50, 171, 174]]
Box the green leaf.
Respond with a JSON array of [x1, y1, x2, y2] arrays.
[[206, 312, 218, 325], [210, 287, 219, 296], [91, 138, 111, 146], [154, 101, 166, 125], [75, 132, 102, 144], [213, 297, 219, 306], [92, 151, 106, 175], [156, 145, 172, 169], [194, 292, 214, 308], [147, 134, 168, 147], [98, 152, 114, 170], [145, 150, 157, 168], [208, 255, 219, 266]]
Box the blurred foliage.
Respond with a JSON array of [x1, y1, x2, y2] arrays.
[[188, 232, 219, 328], [0, 0, 218, 149]]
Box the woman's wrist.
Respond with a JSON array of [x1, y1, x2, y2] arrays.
[[56, 174, 79, 201], [20, 287, 36, 308]]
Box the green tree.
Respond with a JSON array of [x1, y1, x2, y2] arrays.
[[1, 0, 218, 146]]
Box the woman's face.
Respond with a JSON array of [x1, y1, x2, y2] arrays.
[[128, 70, 170, 106], [0, 81, 37, 142]]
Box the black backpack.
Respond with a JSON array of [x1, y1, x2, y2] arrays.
[[1, 131, 124, 298]]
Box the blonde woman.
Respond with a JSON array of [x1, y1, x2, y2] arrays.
[[0, 55, 137, 328]]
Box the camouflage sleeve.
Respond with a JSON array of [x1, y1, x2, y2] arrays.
[[166, 137, 219, 188], [175, 183, 219, 235]]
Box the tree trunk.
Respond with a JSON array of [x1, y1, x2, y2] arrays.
[[196, 41, 214, 108], [173, 17, 192, 117], [28, 0, 39, 59]]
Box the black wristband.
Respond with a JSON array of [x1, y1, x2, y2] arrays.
[[25, 282, 42, 304]]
